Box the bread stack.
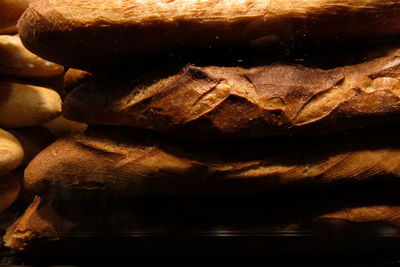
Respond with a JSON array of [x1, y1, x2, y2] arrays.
[[0, 0, 88, 242], [4, 0, 400, 250]]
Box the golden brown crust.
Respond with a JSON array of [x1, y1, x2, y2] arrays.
[[64, 48, 400, 139], [63, 68, 92, 95], [17, 0, 400, 70], [0, 81, 62, 128], [0, 35, 64, 79], [0, 129, 24, 175], [23, 126, 400, 197], [0, 0, 30, 30], [3, 196, 74, 250]]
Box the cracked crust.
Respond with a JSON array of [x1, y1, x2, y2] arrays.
[[17, 0, 400, 70], [3, 196, 74, 250], [23, 126, 400, 197], [64, 48, 400, 139]]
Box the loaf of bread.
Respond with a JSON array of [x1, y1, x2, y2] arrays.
[[3, 196, 74, 250], [0, 35, 64, 78], [23, 125, 400, 197], [0, 81, 62, 128], [0, 173, 21, 212], [307, 206, 400, 228], [0, 26, 17, 35], [4, 192, 400, 250], [17, 0, 400, 70], [0, 0, 30, 30], [64, 48, 400, 139], [43, 116, 87, 137], [9, 127, 55, 165], [60, 68, 93, 99], [0, 129, 24, 175]]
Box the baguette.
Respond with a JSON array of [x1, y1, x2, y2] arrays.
[[4, 193, 400, 250], [0, 82, 62, 128], [0, 35, 64, 79], [64, 48, 400, 139], [0, 173, 21, 212], [0, 129, 24, 175], [17, 0, 400, 70], [24, 126, 400, 197], [3, 196, 74, 250], [0, 0, 30, 30]]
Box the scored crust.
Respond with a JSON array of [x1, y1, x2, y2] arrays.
[[64, 48, 400, 139], [18, 0, 400, 70]]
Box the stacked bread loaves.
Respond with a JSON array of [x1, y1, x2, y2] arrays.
[[4, 0, 400, 251], [0, 0, 89, 246]]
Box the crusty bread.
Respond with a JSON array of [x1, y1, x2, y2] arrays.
[[4, 190, 400, 250], [0, 129, 24, 175], [0, 81, 62, 128], [64, 47, 400, 139], [60, 68, 92, 99], [3, 196, 74, 250], [0, 0, 30, 30], [0, 173, 21, 212], [9, 127, 55, 165], [23, 126, 400, 197], [43, 116, 87, 137], [0, 35, 64, 79], [17, 0, 400, 70], [0, 26, 17, 35]]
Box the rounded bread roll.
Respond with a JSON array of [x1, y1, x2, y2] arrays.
[[0, 81, 62, 128], [0, 129, 24, 175]]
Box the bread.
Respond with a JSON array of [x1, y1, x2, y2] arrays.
[[43, 116, 87, 137], [0, 0, 30, 30], [4, 190, 400, 250], [60, 68, 92, 99], [17, 0, 400, 70], [9, 127, 55, 165], [3, 196, 74, 250], [0, 173, 21, 212], [23, 125, 400, 197], [63, 69, 92, 94], [309, 206, 400, 228], [0, 81, 62, 128], [0, 26, 17, 35], [0, 35, 64, 79], [64, 48, 400, 139], [0, 129, 24, 175]]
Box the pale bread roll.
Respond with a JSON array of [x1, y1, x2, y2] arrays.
[[0, 35, 64, 78], [0, 172, 21, 212], [0, 26, 17, 35], [0, 82, 62, 128], [0, 129, 24, 175], [0, 0, 30, 30]]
